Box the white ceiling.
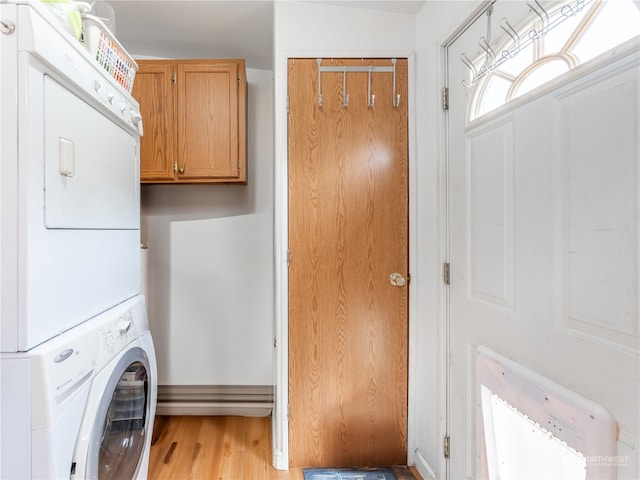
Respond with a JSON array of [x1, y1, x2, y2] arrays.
[[109, 1, 426, 69]]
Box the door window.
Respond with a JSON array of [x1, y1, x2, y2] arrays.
[[99, 362, 149, 480], [465, 0, 640, 120]]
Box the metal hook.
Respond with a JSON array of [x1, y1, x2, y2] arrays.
[[367, 67, 375, 108], [316, 58, 323, 108], [561, 0, 586, 17], [342, 67, 349, 107], [392, 58, 400, 108], [527, 0, 549, 39], [461, 53, 478, 87], [478, 36, 496, 69], [500, 18, 520, 59]]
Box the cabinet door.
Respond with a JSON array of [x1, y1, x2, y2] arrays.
[[177, 61, 245, 182], [133, 63, 176, 181]]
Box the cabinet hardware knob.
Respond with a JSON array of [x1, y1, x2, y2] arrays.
[[178, 166, 185, 174]]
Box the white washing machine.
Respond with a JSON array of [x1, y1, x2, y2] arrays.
[[0, 296, 157, 479]]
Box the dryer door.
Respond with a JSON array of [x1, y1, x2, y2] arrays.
[[85, 347, 152, 480]]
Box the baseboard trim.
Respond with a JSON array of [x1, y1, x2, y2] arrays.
[[413, 448, 438, 480], [156, 385, 273, 417]]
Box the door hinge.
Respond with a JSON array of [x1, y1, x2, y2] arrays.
[[443, 262, 450, 285], [273, 337, 277, 349], [173, 161, 178, 172], [444, 436, 450, 459], [286, 95, 290, 114], [442, 86, 449, 111], [171, 72, 176, 83]]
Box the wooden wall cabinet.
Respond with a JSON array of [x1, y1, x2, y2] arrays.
[[133, 59, 247, 184]]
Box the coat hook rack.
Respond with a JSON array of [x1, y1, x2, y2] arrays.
[[315, 58, 400, 108], [460, 0, 593, 88]]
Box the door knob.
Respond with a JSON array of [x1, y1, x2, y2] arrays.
[[390, 272, 406, 287]]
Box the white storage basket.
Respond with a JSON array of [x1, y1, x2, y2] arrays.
[[81, 14, 137, 93]]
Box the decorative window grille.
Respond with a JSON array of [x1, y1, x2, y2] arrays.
[[465, 0, 640, 121]]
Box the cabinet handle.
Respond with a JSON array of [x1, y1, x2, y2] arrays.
[[172, 162, 185, 174]]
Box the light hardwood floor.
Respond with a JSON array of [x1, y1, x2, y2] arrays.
[[148, 416, 423, 480]]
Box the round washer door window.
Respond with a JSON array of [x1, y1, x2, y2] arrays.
[[99, 360, 149, 479]]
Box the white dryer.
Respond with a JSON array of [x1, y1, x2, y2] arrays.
[[0, 296, 157, 480], [0, 0, 143, 353]]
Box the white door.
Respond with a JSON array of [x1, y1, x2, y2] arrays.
[[446, 1, 639, 479]]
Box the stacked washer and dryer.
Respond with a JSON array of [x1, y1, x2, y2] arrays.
[[0, 1, 157, 478]]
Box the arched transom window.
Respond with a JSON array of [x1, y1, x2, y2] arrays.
[[466, 0, 640, 121]]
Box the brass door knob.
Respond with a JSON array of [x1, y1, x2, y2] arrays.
[[390, 272, 406, 287]]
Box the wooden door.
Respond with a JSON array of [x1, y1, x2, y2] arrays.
[[133, 62, 175, 181], [287, 58, 409, 468]]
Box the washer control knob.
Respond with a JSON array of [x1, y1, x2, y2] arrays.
[[118, 319, 132, 335]]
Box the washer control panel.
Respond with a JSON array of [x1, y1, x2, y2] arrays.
[[29, 325, 98, 430], [96, 310, 138, 370]]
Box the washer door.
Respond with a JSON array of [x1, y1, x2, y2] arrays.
[[88, 347, 151, 479]]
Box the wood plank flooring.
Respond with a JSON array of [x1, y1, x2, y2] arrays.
[[149, 416, 423, 479]]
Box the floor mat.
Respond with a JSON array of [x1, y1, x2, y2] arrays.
[[303, 466, 416, 480]]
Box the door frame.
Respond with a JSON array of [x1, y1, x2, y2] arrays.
[[272, 51, 417, 470], [439, 2, 501, 478]]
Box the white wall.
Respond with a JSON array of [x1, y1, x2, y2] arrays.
[[272, 0, 419, 470], [141, 67, 274, 386]]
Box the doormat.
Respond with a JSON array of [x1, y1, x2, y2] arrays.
[[303, 466, 417, 480]]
